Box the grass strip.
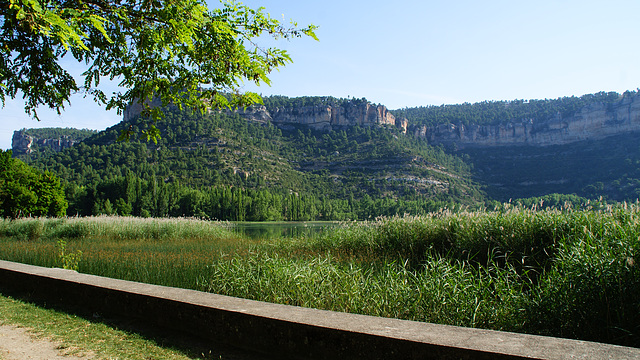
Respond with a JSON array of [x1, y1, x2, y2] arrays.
[[0, 293, 261, 359], [0, 293, 199, 359]]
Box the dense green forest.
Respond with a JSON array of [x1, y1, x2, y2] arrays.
[[15, 90, 640, 219], [461, 131, 640, 202], [261, 95, 373, 111], [18, 104, 485, 220], [392, 91, 631, 127]]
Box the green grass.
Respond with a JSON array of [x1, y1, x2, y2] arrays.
[[198, 252, 523, 329], [0, 215, 236, 242], [0, 294, 211, 359], [0, 208, 638, 347]]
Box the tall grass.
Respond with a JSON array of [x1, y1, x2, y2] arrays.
[[0, 207, 638, 347], [301, 208, 576, 271], [0, 216, 244, 287], [0, 215, 235, 241], [199, 252, 524, 330]]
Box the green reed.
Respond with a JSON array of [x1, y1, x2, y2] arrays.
[[0, 216, 245, 289], [198, 252, 525, 330], [0, 207, 638, 347], [0, 215, 235, 241]]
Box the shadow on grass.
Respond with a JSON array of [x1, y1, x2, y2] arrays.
[[0, 288, 275, 360]]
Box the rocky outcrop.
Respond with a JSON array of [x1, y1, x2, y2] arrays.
[[11, 131, 33, 154], [123, 96, 166, 123], [124, 96, 408, 133], [236, 102, 408, 133], [414, 92, 640, 147], [122, 92, 640, 148], [12, 130, 78, 154]]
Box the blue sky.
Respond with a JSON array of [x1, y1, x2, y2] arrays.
[[2, 0, 639, 149]]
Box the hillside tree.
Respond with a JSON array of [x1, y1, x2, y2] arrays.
[[0, 150, 68, 218]]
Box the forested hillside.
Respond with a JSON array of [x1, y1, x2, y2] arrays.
[[390, 90, 640, 202], [18, 89, 640, 217], [392, 91, 626, 127], [461, 131, 640, 201], [18, 104, 485, 220]]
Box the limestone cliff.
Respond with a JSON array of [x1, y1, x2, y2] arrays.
[[413, 92, 640, 147], [124, 96, 408, 132], [122, 92, 640, 148], [11, 129, 87, 154], [122, 96, 166, 123], [236, 101, 408, 133]]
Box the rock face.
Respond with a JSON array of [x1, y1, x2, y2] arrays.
[[11, 130, 78, 154], [413, 92, 640, 147], [236, 102, 408, 133], [123, 96, 165, 123], [122, 96, 409, 133], [122, 92, 640, 148]]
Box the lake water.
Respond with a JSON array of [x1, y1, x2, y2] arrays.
[[230, 221, 342, 240]]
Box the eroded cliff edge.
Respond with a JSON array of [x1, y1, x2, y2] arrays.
[[119, 91, 640, 148], [11, 128, 97, 155], [12, 130, 78, 154], [411, 92, 640, 147], [235, 101, 408, 133]]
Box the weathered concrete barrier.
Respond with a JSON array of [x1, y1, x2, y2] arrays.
[[0, 260, 638, 360]]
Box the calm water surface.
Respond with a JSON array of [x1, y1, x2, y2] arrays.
[[231, 221, 342, 240]]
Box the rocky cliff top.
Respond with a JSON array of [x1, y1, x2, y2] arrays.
[[411, 92, 640, 147], [123, 91, 640, 148], [11, 128, 96, 155], [234, 100, 408, 133], [122, 94, 409, 133]]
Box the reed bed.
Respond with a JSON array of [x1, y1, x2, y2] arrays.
[[0, 207, 638, 347], [0, 215, 235, 241]]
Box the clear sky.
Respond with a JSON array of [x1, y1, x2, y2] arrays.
[[2, 0, 639, 149]]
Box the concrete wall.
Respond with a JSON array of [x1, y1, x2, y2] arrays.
[[0, 260, 638, 360]]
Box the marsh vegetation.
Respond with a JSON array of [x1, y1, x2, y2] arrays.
[[0, 205, 638, 347]]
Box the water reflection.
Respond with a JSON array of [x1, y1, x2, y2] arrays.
[[231, 221, 341, 240]]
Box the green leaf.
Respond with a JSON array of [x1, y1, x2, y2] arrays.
[[1, 0, 318, 139]]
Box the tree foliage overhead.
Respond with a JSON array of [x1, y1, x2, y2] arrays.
[[0, 0, 317, 138]]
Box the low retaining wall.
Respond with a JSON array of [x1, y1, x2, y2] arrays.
[[0, 260, 638, 360]]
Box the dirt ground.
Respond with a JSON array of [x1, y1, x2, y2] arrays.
[[0, 325, 93, 360], [0, 323, 276, 360]]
